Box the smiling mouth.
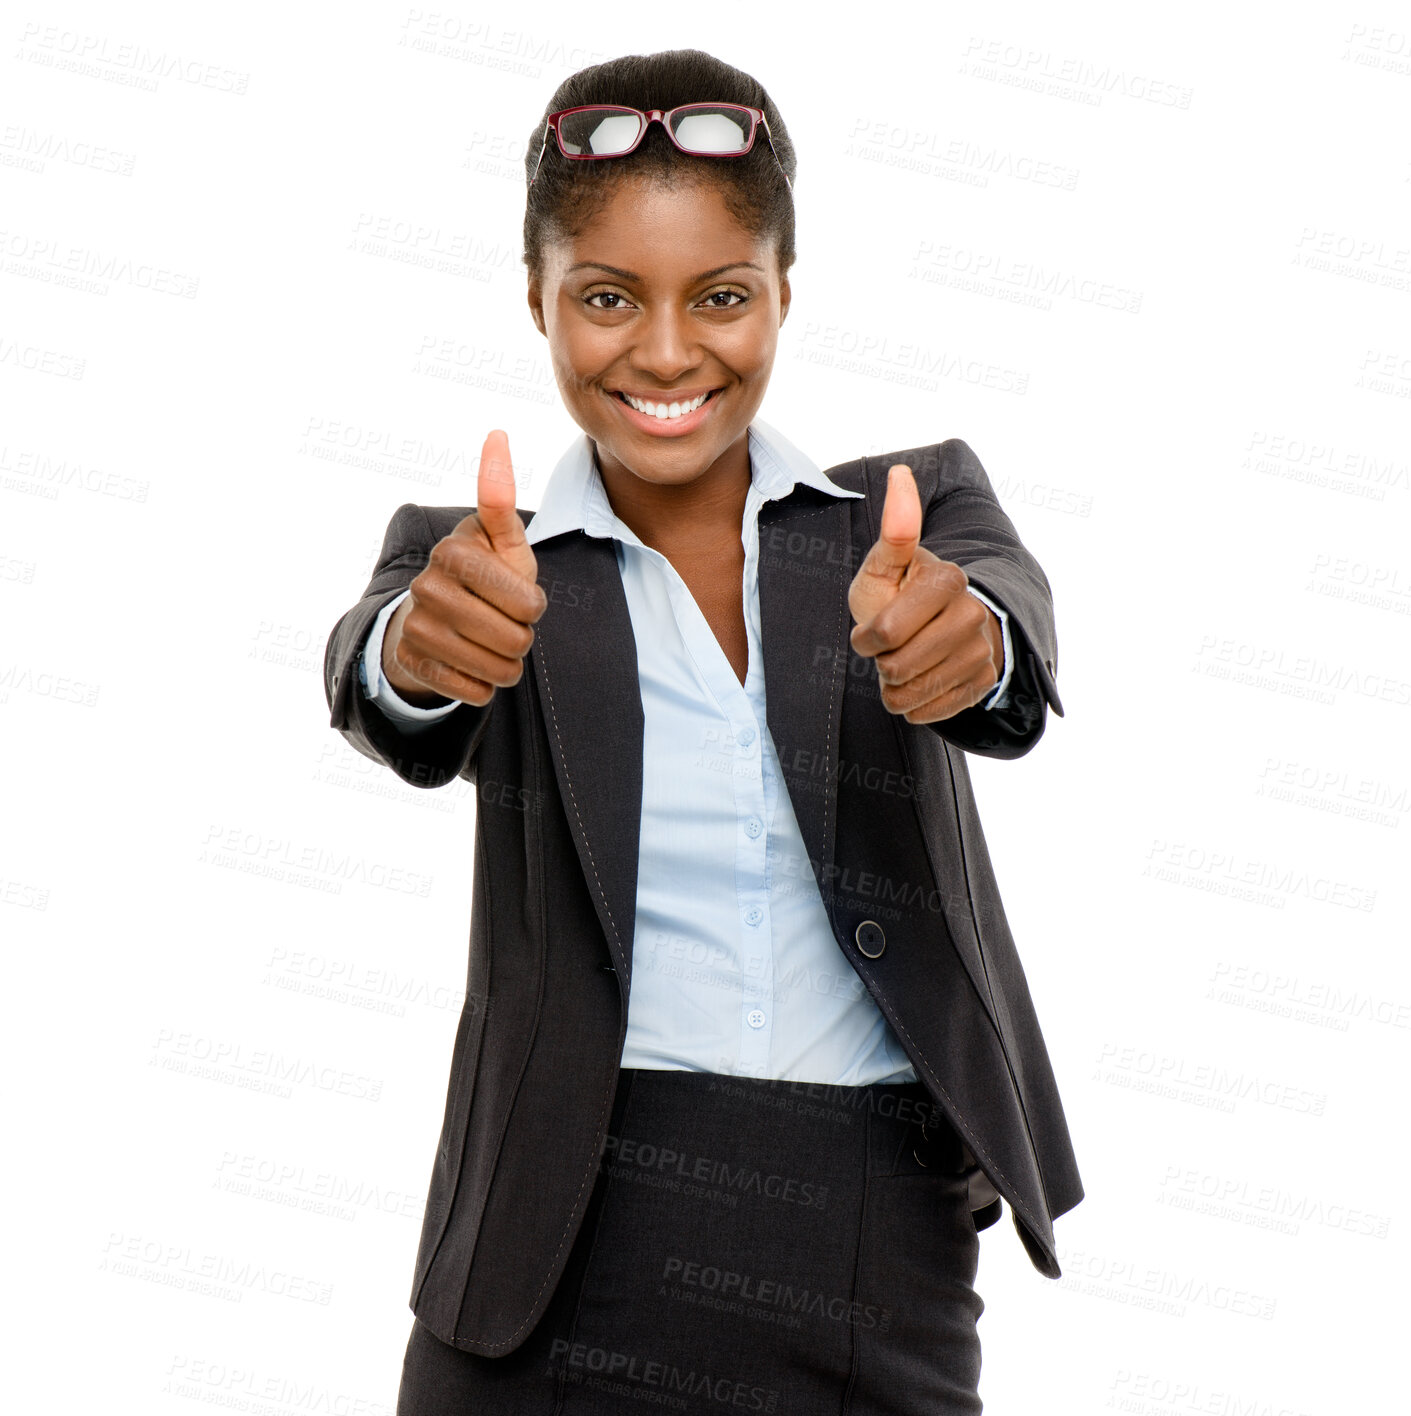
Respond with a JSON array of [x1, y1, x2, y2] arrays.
[[610, 388, 722, 420]]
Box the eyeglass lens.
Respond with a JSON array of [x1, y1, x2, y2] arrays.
[[557, 105, 754, 157]]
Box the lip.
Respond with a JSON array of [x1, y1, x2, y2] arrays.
[[606, 387, 723, 438]]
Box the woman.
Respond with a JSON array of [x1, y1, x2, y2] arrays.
[[323, 47, 1083, 1415]]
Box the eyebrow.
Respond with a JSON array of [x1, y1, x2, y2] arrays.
[[565, 261, 765, 283]]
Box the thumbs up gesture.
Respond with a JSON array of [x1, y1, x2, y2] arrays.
[[382, 429, 548, 708], [847, 464, 1004, 724]]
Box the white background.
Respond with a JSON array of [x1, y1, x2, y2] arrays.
[[4, 2, 1408, 1411]]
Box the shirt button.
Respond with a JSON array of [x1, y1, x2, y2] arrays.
[[747, 1009, 766, 1029], [744, 817, 763, 839], [737, 726, 755, 747], [745, 906, 763, 926]]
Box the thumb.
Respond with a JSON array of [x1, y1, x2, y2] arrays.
[[849, 464, 921, 625], [476, 429, 536, 578]]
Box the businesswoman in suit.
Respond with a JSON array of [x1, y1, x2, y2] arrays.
[[330, 46, 1081, 1416]]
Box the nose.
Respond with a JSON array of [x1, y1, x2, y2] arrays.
[[628, 303, 701, 384]]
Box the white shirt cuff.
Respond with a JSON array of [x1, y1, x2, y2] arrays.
[[359, 589, 462, 730], [964, 584, 1014, 712]]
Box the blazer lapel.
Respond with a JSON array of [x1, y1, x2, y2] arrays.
[[526, 532, 644, 994], [758, 490, 853, 895], [524, 489, 855, 996]]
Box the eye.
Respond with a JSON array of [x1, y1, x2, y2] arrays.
[[584, 290, 633, 310], [702, 289, 748, 309]]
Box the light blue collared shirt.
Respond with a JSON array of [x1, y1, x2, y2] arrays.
[[359, 420, 1014, 1085]]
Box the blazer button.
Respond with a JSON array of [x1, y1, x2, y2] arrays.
[[855, 919, 886, 958]]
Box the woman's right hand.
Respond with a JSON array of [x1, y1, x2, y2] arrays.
[[382, 429, 548, 707]]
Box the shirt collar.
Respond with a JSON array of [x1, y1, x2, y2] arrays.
[[523, 417, 863, 548]]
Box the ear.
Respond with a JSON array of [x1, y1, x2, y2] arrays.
[[527, 273, 546, 337], [777, 270, 791, 328]]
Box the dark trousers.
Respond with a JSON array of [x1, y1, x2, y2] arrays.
[[398, 1067, 985, 1414]]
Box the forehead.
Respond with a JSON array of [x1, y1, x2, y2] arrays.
[[544, 176, 776, 281]]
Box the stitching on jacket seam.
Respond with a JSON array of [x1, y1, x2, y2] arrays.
[[761, 498, 843, 881], [784, 499, 847, 854], [487, 617, 620, 1350]]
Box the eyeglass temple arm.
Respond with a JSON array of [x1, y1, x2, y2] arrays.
[[529, 118, 552, 187], [758, 114, 792, 193]]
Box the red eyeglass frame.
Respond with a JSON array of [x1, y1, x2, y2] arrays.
[[528, 102, 792, 192]]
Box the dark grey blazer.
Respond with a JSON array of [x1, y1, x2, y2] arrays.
[[323, 435, 1084, 1356]]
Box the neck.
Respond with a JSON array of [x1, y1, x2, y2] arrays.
[[595, 433, 753, 558]]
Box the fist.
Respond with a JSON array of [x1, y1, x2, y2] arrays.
[[382, 429, 547, 708], [847, 464, 1004, 724]]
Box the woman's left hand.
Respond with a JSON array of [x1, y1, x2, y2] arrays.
[[847, 464, 1005, 724]]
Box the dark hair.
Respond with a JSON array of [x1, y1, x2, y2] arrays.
[[522, 48, 797, 282]]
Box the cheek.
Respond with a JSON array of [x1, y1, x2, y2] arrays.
[[551, 336, 601, 400], [546, 298, 604, 389], [733, 318, 779, 375]]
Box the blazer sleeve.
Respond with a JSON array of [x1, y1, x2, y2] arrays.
[[913, 439, 1065, 760], [323, 502, 493, 789]]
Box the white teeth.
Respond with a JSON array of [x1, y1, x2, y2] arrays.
[[622, 391, 710, 419]]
